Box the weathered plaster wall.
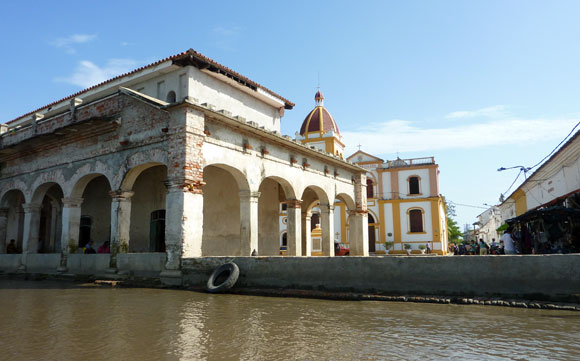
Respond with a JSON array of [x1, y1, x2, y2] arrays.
[[81, 176, 112, 248], [258, 178, 281, 256], [183, 255, 580, 301], [129, 165, 167, 252], [202, 166, 241, 256]]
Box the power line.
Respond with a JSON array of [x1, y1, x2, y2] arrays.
[[448, 201, 487, 210], [529, 120, 580, 171], [502, 168, 523, 196]]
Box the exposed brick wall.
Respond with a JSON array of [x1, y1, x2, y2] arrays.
[[0, 94, 172, 180]]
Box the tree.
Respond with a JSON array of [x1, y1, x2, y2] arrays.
[[444, 200, 463, 244]]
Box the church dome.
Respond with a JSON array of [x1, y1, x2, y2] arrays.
[[299, 90, 340, 136]]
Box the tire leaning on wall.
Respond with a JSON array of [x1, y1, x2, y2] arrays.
[[206, 262, 240, 293]]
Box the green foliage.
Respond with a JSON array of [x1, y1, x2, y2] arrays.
[[384, 241, 394, 250], [444, 200, 463, 244], [418, 245, 426, 250], [404, 243, 412, 250]]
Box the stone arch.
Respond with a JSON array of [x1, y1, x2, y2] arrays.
[[335, 193, 356, 210], [70, 173, 112, 199], [73, 174, 113, 249], [125, 164, 169, 252], [257, 176, 296, 256], [120, 162, 166, 192], [30, 182, 64, 253], [202, 164, 250, 256], [204, 162, 251, 192], [0, 189, 26, 253]]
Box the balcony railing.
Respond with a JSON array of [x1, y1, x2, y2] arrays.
[[382, 157, 435, 168]]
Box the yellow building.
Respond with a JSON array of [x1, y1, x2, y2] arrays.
[[280, 89, 449, 255]]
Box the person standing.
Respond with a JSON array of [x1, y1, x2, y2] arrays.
[[479, 239, 488, 255], [6, 239, 18, 254], [501, 228, 516, 255]]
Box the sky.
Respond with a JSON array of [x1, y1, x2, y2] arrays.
[[1, 1, 579, 229]]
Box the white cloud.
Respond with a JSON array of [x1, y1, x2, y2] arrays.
[[342, 117, 579, 155], [54, 59, 139, 88], [445, 105, 507, 119], [50, 34, 97, 54]]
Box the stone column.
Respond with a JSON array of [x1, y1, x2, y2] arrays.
[[163, 180, 205, 276], [107, 191, 133, 272], [19, 203, 42, 271], [320, 204, 335, 257], [286, 199, 302, 256], [58, 197, 83, 272], [349, 210, 369, 256], [0, 208, 8, 254], [239, 190, 260, 256], [301, 212, 312, 256], [350, 172, 369, 256]]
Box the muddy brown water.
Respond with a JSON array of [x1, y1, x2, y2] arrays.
[[0, 280, 579, 361]]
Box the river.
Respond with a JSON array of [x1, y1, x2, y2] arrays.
[[0, 280, 578, 360]]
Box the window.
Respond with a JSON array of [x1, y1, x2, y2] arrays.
[[409, 176, 420, 195], [366, 179, 374, 198], [166, 91, 176, 103], [79, 216, 92, 248], [149, 210, 166, 252], [409, 209, 423, 233]]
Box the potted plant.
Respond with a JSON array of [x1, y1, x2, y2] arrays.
[[404, 243, 412, 255], [68, 239, 78, 254], [419, 244, 426, 254], [384, 241, 394, 255]]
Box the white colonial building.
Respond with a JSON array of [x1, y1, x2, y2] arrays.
[[0, 49, 370, 279]]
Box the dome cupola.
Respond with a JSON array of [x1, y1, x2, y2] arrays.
[[299, 90, 340, 136]]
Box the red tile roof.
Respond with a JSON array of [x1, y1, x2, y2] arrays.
[[7, 48, 294, 124]]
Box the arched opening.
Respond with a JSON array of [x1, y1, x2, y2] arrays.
[[409, 208, 424, 233], [202, 165, 244, 256], [79, 175, 112, 250], [32, 183, 64, 253], [1, 190, 25, 253], [128, 165, 168, 252], [258, 177, 289, 256], [301, 186, 330, 256], [368, 213, 376, 253], [166, 90, 177, 103], [409, 176, 420, 195], [280, 232, 287, 251], [366, 179, 374, 198]]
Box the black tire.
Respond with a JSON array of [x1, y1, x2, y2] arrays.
[[206, 262, 240, 293]]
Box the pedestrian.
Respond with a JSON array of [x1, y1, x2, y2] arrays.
[[426, 242, 431, 254], [84, 240, 96, 254], [479, 239, 488, 255], [97, 241, 110, 254], [501, 227, 516, 255], [6, 239, 18, 254]]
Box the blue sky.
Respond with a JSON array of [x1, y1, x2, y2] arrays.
[[1, 1, 579, 228]]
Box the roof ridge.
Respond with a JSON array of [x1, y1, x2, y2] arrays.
[[6, 48, 294, 125]]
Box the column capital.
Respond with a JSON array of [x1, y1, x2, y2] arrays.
[[22, 203, 42, 213], [238, 190, 261, 199], [349, 209, 368, 216], [109, 190, 134, 201], [62, 197, 84, 208], [286, 199, 302, 209], [319, 204, 335, 212]]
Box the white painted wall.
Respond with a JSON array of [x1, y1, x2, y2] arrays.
[[400, 201, 432, 243], [398, 169, 430, 199]]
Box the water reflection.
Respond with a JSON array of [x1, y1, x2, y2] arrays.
[[0, 280, 579, 361]]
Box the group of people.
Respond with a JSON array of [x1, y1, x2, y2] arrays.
[[81, 240, 110, 254], [451, 228, 517, 255]]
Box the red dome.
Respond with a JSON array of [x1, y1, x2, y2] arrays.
[[299, 105, 340, 135]]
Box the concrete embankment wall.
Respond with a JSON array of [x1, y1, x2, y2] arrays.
[[0, 253, 166, 274], [182, 255, 580, 302]]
